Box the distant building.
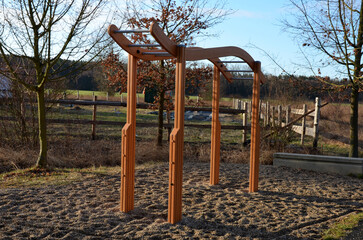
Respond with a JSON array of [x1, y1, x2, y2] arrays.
[[0, 75, 11, 98]]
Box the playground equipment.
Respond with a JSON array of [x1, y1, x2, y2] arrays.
[[108, 22, 266, 224]]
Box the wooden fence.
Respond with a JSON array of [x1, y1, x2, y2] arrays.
[[0, 98, 248, 140], [233, 97, 326, 147]]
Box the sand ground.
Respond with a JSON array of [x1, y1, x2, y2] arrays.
[[0, 162, 362, 239]]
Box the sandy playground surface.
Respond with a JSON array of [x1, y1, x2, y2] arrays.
[[0, 162, 362, 239]]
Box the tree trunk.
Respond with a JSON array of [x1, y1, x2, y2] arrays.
[[36, 86, 48, 168], [349, 86, 359, 157], [157, 88, 165, 146]]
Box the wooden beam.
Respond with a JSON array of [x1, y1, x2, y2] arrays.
[[120, 54, 137, 212], [168, 46, 185, 224], [210, 66, 221, 185], [249, 61, 261, 193]]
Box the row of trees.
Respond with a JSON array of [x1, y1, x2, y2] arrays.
[[0, 0, 362, 172]]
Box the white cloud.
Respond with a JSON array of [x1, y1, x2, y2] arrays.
[[232, 9, 261, 19]]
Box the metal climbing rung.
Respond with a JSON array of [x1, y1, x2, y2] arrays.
[[218, 60, 245, 63], [226, 70, 253, 73], [128, 44, 161, 47], [142, 52, 172, 56], [114, 29, 149, 33], [231, 77, 254, 80]]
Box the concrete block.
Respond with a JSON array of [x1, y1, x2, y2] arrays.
[[273, 153, 363, 176]]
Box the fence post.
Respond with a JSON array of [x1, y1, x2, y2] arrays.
[[286, 105, 291, 125], [277, 105, 282, 127], [91, 96, 97, 140], [92, 91, 95, 100], [77, 90, 80, 100], [121, 93, 123, 103], [106, 92, 109, 101], [301, 104, 307, 145], [313, 97, 321, 148], [271, 106, 276, 128], [265, 101, 270, 127], [259, 100, 263, 120], [242, 101, 248, 144]]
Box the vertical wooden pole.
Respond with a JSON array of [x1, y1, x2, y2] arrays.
[[91, 96, 97, 140], [242, 102, 248, 144], [277, 105, 282, 127], [210, 66, 221, 185], [249, 61, 261, 193], [286, 105, 291, 125], [259, 101, 263, 120], [106, 92, 109, 101], [77, 90, 80, 100], [313, 97, 321, 148], [168, 46, 185, 224], [271, 106, 276, 128], [120, 54, 137, 212], [266, 102, 270, 127], [301, 104, 307, 145]]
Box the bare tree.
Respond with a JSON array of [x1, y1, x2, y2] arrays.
[[283, 0, 363, 157], [0, 0, 112, 168], [112, 0, 232, 146]]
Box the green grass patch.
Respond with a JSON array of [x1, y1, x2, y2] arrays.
[[0, 166, 120, 189], [322, 212, 363, 240]]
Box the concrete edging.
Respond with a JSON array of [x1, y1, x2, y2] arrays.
[[273, 152, 363, 176]]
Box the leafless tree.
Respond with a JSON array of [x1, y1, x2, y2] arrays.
[[0, 0, 112, 167], [283, 0, 363, 157]]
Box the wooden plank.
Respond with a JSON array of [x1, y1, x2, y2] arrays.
[[291, 109, 305, 115], [305, 127, 314, 137], [292, 125, 302, 134]]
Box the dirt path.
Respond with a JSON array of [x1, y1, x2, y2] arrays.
[[0, 162, 362, 239]]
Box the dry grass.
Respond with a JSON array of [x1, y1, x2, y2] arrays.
[[1, 100, 362, 174], [319, 103, 363, 153]]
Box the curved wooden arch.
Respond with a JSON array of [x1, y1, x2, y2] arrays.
[[109, 22, 264, 224]]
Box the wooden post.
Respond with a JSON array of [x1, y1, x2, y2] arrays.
[[277, 105, 282, 127], [92, 91, 95, 100], [210, 66, 221, 185], [106, 92, 109, 101], [249, 61, 261, 193], [121, 93, 123, 103], [77, 90, 80, 100], [168, 45, 185, 224], [313, 97, 321, 148], [271, 106, 276, 128], [266, 101, 270, 127], [91, 96, 97, 140], [120, 54, 137, 212], [242, 101, 248, 144], [259, 101, 263, 120], [286, 105, 291, 125], [301, 104, 307, 145]]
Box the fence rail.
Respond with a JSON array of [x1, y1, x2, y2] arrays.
[[0, 98, 249, 140]]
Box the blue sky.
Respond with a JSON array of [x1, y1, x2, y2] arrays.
[[198, 0, 328, 77]]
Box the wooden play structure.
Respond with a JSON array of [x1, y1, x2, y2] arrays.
[[108, 22, 266, 224]]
